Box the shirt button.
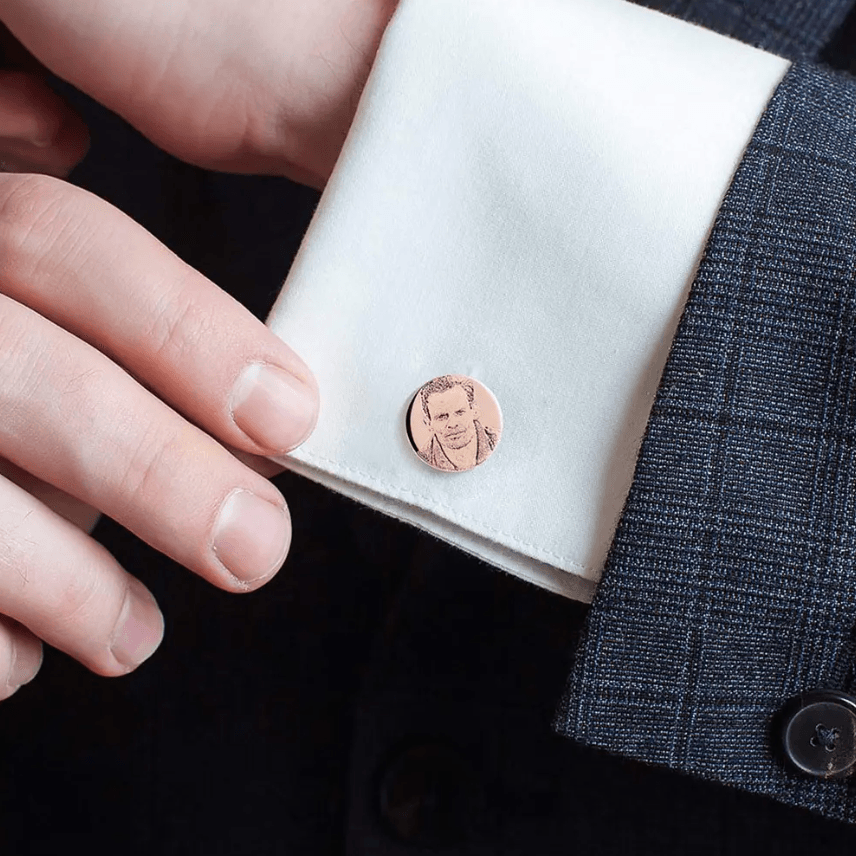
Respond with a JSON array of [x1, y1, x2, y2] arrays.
[[779, 690, 856, 779], [407, 375, 502, 472], [377, 741, 486, 847]]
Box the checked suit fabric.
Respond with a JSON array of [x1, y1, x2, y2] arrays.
[[557, 1, 856, 824]]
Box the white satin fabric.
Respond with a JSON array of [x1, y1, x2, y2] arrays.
[[266, 0, 789, 602]]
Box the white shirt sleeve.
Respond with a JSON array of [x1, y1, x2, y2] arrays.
[[265, 0, 789, 603]]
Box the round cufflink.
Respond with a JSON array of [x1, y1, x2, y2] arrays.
[[406, 375, 502, 472]]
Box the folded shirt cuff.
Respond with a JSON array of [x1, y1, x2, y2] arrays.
[[266, 0, 789, 602]]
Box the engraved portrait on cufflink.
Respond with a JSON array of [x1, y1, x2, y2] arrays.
[[408, 375, 502, 473]]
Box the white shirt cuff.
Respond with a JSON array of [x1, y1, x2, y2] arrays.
[[266, 0, 789, 602]]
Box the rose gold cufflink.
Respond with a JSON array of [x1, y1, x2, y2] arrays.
[[407, 375, 502, 473]]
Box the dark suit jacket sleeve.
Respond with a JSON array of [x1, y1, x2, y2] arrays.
[[555, 0, 856, 823]]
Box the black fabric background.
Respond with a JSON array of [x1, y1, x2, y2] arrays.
[[4, 4, 856, 852]]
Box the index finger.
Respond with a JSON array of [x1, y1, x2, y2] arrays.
[[0, 173, 318, 459]]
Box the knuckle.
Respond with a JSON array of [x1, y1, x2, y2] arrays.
[[115, 420, 185, 513], [52, 559, 105, 631], [0, 310, 62, 430], [147, 278, 217, 362], [48, 559, 124, 677], [0, 511, 120, 676], [117, 421, 165, 502], [0, 174, 79, 281]]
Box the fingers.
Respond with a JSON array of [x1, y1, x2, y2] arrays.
[[0, 173, 311, 592], [0, 615, 42, 701], [0, 472, 161, 678], [0, 71, 89, 178], [0, 285, 291, 592], [222, 445, 287, 480], [0, 173, 318, 458], [0, 455, 101, 533]]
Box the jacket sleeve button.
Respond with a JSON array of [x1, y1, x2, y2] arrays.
[[779, 690, 856, 779]]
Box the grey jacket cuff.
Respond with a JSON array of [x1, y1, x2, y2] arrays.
[[554, 61, 856, 823]]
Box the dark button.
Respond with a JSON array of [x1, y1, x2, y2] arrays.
[[377, 741, 486, 847], [780, 690, 856, 779]]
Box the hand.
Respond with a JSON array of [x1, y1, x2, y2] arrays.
[[0, 0, 399, 188], [0, 169, 322, 699], [0, 0, 404, 699]]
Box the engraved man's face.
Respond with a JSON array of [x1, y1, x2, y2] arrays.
[[425, 386, 477, 450]]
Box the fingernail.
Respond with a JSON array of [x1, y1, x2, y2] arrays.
[[0, 158, 28, 173], [30, 134, 55, 148], [230, 363, 318, 454], [110, 578, 165, 671], [212, 489, 291, 585], [7, 638, 42, 689]]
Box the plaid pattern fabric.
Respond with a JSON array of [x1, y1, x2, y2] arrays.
[[554, 61, 856, 822], [632, 0, 853, 59]]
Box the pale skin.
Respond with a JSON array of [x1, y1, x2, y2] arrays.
[[0, 0, 399, 699], [424, 387, 480, 471]]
